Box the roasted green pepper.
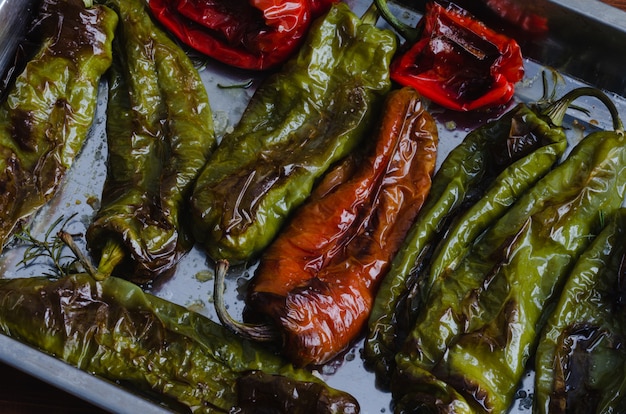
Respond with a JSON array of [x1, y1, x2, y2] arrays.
[[220, 87, 438, 367], [364, 87, 604, 385], [0, 272, 359, 413], [189, 2, 396, 263], [534, 208, 626, 414], [392, 92, 626, 413], [85, 0, 216, 283], [0, 0, 116, 248]]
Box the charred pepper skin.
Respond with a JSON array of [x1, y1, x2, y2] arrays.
[[534, 208, 626, 414], [363, 87, 601, 386], [375, 0, 524, 112], [0, 273, 359, 413], [245, 87, 438, 367], [85, 0, 216, 283], [392, 107, 626, 413], [148, 0, 338, 71], [0, 0, 117, 248], [190, 2, 396, 263]]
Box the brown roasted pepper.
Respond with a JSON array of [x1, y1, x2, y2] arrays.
[[216, 87, 438, 367]]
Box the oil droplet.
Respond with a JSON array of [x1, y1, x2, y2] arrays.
[[195, 269, 214, 282]]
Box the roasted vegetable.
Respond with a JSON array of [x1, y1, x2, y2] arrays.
[[148, 0, 338, 70], [375, 0, 524, 111], [0, 272, 359, 413], [85, 0, 216, 283], [190, 2, 396, 263], [364, 87, 604, 385], [0, 0, 116, 248], [534, 208, 626, 414], [391, 91, 626, 413], [217, 87, 438, 366]]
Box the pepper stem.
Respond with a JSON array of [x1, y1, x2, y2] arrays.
[[373, 0, 423, 42], [213, 260, 280, 342], [95, 239, 126, 280], [543, 86, 624, 132]]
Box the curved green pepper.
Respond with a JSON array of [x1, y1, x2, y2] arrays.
[[189, 2, 396, 263], [85, 0, 216, 283], [534, 208, 626, 414], [364, 88, 600, 384], [392, 97, 626, 413], [0, 273, 359, 413], [0, 0, 117, 248]]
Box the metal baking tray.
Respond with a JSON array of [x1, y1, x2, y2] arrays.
[[0, 0, 625, 413]]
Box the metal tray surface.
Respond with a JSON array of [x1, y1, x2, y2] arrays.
[[0, 0, 625, 413]]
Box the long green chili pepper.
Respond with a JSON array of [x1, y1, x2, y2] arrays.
[[0, 272, 359, 413], [534, 208, 626, 414], [392, 91, 626, 413], [85, 0, 216, 283], [364, 87, 605, 385], [0, 0, 117, 248], [189, 2, 396, 263]]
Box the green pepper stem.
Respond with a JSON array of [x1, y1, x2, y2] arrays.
[[373, 0, 422, 42], [214, 260, 280, 342], [96, 239, 126, 281], [543, 86, 624, 132]]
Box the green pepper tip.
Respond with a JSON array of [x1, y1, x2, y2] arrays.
[[373, 0, 422, 43]]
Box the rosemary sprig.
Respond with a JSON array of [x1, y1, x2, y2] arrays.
[[14, 214, 82, 278]]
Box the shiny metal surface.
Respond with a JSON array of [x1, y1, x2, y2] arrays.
[[0, 0, 37, 80], [0, 1, 625, 413], [526, 0, 626, 96]]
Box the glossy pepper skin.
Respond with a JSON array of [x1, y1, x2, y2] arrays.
[[392, 107, 626, 413], [363, 87, 600, 386], [85, 0, 216, 283], [534, 208, 626, 414], [376, 0, 524, 111], [148, 0, 338, 70], [244, 87, 438, 366], [0, 0, 116, 248], [0, 273, 359, 413], [190, 2, 396, 263]]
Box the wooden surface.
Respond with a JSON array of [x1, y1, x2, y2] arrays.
[[604, 0, 626, 9], [0, 0, 625, 413]]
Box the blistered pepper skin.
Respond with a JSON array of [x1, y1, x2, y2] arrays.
[[364, 96, 575, 385], [534, 208, 626, 414], [376, 0, 524, 111], [0, 0, 117, 248], [392, 125, 626, 413], [86, 0, 216, 282], [189, 3, 396, 264], [149, 0, 339, 70], [246, 87, 438, 366], [0, 273, 359, 413]]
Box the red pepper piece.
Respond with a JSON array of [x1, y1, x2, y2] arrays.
[[148, 0, 337, 70], [389, 1, 524, 111], [247, 87, 438, 366]]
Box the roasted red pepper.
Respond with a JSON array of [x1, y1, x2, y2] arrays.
[[216, 87, 438, 367], [148, 0, 337, 70], [376, 0, 524, 111]]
